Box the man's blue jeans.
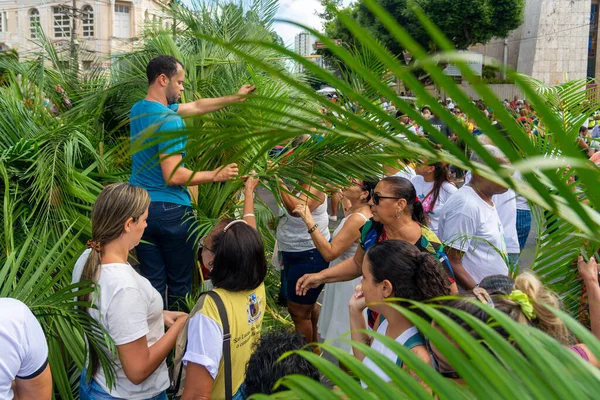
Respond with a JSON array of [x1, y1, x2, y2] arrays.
[[136, 202, 195, 310]]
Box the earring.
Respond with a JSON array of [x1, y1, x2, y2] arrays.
[[395, 210, 402, 219]]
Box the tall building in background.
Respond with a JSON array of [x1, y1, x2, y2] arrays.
[[294, 31, 317, 73], [294, 31, 314, 57]]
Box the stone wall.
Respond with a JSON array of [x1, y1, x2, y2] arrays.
[[469, 0, 593, 85], [518, 0, 591, 84]]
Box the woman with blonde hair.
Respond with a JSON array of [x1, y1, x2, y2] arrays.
[[73, 183, 187, 400], [429, 267, 600, 381]]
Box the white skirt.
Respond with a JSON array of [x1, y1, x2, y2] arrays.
[[317, 276, 365, 353]]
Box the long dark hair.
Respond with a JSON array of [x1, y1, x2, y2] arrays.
[[360, 178, 379, 204], [381, 176, 425, 224], [426, 162, 453, 211], [366, 240, 450, 306]]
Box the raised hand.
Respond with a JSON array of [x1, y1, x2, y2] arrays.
[[236, 84, 256, 102], [348, 284, 367, 313], [213, 163, 239, 182], [578, 255, 599, 284], [292, 203, 309, 221], [244, 171, 260, 193]]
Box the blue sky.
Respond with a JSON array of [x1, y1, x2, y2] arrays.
[[181, 0, 353, 48]]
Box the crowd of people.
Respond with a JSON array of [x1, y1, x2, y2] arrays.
[[1, 54, 600, 400]]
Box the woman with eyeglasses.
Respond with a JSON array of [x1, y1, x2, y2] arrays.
[[177, 176, 267, 400], [428, 265, 600, 382], [349, 240, 450, 387], [296, 176, 458, 323], [292, 178, 377, 354]]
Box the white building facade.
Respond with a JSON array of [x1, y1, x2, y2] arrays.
[[294, 31, 321, 73], [0, 0, 172, 69], [294, 31, 314, 57]]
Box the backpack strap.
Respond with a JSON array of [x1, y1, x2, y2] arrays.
[[173, 291, 209, 395], [205, 291, 232, 400], [395, 333, 425, 368], [172, 291, 232, 400]]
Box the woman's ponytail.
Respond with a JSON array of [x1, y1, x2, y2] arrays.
[[512, 273, 572, 345], [412, 198, 426, 225], [367, 240, 450, 305], [77, 183, 151, 377], [78, 247, 103, 376], [415, 252, 451, 300]]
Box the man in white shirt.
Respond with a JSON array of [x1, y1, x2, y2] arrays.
[[464, 172, 520, 265], [438, 145, 510, 290], [0, 298, 52, 400]]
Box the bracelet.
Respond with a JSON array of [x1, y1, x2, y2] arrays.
[[307, 223, 319, 234], [243, 213, 255, 218]]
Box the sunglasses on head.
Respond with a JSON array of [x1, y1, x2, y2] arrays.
[[370, 190, 402, 205]]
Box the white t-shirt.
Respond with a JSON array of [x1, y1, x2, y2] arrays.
[[361, 321, 424, 388], [0, 298, 49, 399], [464, 172, 519, 253], [438, 185, 509, 285], [411, 175, 457, 235], [276, 199, 330, 252], [393, 165, 416, 181], [494, 189, 520, 253], [72, 249, 169, 400], [512, 170, 530, 211]]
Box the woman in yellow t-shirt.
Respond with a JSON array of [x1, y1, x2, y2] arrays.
[[180, 176, 267, 400]]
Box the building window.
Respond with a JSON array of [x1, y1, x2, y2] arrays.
[[0, 11, 7, 33], [83, 60, 92, 70], [114, 4, 130, 38], [30, 9, 40, 38], [82, 5, 94, 37], [53, 7, 71, 38]]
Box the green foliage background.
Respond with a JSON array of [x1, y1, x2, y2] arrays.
[[0, 0, 599, 398]]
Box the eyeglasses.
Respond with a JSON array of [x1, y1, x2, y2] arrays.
[[371, 191, 402, 205], [199, 237, 214, 253], [425, 337, 460, 379]]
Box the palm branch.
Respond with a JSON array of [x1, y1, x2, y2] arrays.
[[252, 300, 600, 399], [0, 224, 116, 399]]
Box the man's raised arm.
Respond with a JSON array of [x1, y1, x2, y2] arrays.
[[176, 84, 256, 117]]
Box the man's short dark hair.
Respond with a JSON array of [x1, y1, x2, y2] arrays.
[[244, 328, 320, 396], [146, 55, 184, 85]]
